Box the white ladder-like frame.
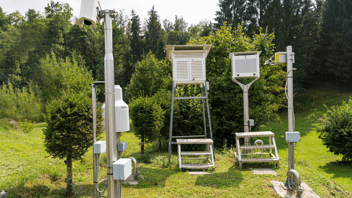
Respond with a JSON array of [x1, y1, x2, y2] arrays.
[[235, 131, 279, 169], [177, 139, 215, 169]]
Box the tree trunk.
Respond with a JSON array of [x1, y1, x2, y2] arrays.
[[66, 156, 73, 197], [140, 137, 144, 155], [158, 138, 161, 152]]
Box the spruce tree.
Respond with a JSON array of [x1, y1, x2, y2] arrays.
[[145, 6, 165, 59]]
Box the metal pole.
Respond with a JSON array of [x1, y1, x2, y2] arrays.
[[92, 84, 98, 198], [104, 10, 118, 198], [287, 46, 294, 170], [204, 81, 215, 160], [243, 84, 250, 148], [169, 81, 175, 163], [243, 84, 249, 133], [201, 84, 207, 138]]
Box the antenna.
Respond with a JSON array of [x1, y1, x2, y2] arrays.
[[98, 1, 102, 10]]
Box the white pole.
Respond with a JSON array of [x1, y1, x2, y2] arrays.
[[287, 46, 294, 170], [104, 10, 118, 198]]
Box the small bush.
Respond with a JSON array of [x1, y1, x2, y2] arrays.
[[0, 82, 42, 122], [0, 118, 19, 130], [318, 98, 352, 162], [18, 119, 36, 133], [129, 96, 164, 155], [139, 152, 152, 163]]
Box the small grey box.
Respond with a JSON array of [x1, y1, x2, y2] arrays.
[[286, 132, 300, 142], [248, 119, 254, 127], [118, 142, 127, 152], [113, 158, 132, 181]]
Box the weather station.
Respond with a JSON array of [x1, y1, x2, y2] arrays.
[[230, 51, 280, 169], [166, 45, 215, 170], [77, 0, 139, 197], [267, 46, 304, 198]]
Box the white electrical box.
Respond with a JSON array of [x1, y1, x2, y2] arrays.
[[229, 51, 261, 79], [102, 85, 130, 132], [286, 132, 301, 142], [93, 141, 106, 154], [114, 85, 130, 132], [113, 158, 132, 181], [275, 52, 287, 64], [76, 0, 99, 28], [166, 45, 211, 84]]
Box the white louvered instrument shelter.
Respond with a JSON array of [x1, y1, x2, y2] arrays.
[[229, 51, 261, 79], [166, 45, 212, 84]]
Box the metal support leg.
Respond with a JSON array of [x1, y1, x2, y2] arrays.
[[202, 86, 207, 138], [168, 81, 175, 163], [204, 81, 215, 160]]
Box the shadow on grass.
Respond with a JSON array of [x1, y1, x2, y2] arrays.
[[318, 161, 352, 180], [5, 184, 99, 198], [124, 166, 178, 189], [195, 166, 243, 189]]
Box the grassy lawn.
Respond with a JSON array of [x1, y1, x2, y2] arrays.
[[1, 86, 352, 197]]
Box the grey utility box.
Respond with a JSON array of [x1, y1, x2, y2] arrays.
[[118, 142, 127, 152], [166, 45, 212, 84], [229, 51, 261, 79], [113, 158, 132, 181], [248, 119, 254, 127], [286, 132, 301, 142], [93, 141, 106, 154]]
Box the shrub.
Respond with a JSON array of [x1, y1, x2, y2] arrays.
[[39, 53, 93, 105], [0, 82, 42, 122], [18, 119, 36, 133], [129, 96, 164, 155], [318, 98, 352, 162], [43, 92, 103, 196], [126, 52, 172, 99], [0, 118, 19, 130]]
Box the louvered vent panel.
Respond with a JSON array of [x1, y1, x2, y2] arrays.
[[175, 53, 203, 59], [176, 60, 189, 80], [191, 60, 203, 80], [235, 58, 257, 74]]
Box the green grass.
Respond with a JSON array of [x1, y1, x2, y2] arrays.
[[1, 85, 352, 197]]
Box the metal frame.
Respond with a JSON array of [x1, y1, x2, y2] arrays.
[[233, 77, 258, 147], [283, 46, 303, 197], [168, 80, 214, 163]]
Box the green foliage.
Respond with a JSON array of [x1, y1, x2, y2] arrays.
[[145, 6, 166, 59], [318, 98, 352, 162], [43, 91, 103, 160], [38, 53, 93, 104], [129, 96, 164, 144], [0, 82, 42, 121], [0, 118, 19, 131], [18, 119, 36, 133], [167, 30, 190, 45], [188, 24, 286, 147], [126, 52, 172, 99]]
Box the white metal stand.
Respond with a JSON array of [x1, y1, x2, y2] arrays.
[[168, 81, 215, 169]]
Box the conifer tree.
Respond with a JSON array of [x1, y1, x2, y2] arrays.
[[145, 6, 165, 59]]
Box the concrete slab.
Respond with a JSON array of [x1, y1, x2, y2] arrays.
[[188, 171, 211, 175], [252, 168, 277, 175], [271, 181, 320, 198]]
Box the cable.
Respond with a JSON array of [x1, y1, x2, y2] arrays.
[[94, 154, 108, 197]]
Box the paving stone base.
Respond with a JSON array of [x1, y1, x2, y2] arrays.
[[271, 181, 320, 198]]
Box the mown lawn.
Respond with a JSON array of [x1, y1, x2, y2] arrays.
[[1, 86, 352, 197]]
